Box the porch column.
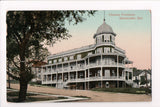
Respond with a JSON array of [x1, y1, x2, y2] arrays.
[[88, 58, 90, 90], [46, 66, 48, 82], [85, 60, 86, 90], [41, 67, 43, 84], [101, 54, 103, 88], [122, 70, 124, 79], [56, 64, 58, 88], [51, 66, 52, 82], [124, 70, 126, 88], [68, 62, 70, 81], [76, 61, 78, 89], [132, 69, 133, 81], [124, 70, 126, 80], [117, 55, 119, 88], [62, 63, 64, 82]]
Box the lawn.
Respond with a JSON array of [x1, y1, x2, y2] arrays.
[[7, 91, 68, 102]]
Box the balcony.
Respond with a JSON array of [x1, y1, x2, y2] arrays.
[[77, 78, 85, 82], [57, 68, 62, 72], [63, 67, 69, 72], [70, 66, 77, 71], [52, 80, 57, 83], [96, 42, 115, 47], [77, 64, 85, 70], [124, 68, 132, 72], [87, 62, 125, 68], [89, 62, 101, 68], [69, 78, 76, 82], [57, 79, 63, 82], [52, 69, 56, 72], [102, 76, 124, 80], [88, 76, 101, 80]]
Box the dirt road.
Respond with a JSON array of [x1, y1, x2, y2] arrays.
[[9, 83, 151, 102]]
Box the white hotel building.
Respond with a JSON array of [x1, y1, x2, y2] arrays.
[[41, 19, 133, 90]]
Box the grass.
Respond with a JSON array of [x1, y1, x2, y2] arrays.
[[57, 96, 68, 99], [73, 95, 90, 99], [92, 88, 151, 94], [25, 96, 68, 102], [7, 91, 37, 97], [7, 91, 68, 102]]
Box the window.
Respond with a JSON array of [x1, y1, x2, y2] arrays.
[[96, 38, 98, 43], [110, 48, 112, 53], [110, 35, 112, 42], [49, 60, 52, 64], [54, 60, 57, 63], [88, 52, 92, 56], [104, 47, 110, 53], [58, 58, 62, 62], [38, 75, 41, 79], [97, 48, 102, 53], [102, 35, 104, 42], [112, 70, 115, 76], [106, 35, 110, 42], [64, 57, 68, 61], [77, 54, 81, 59], [70, 56, 74, 60]]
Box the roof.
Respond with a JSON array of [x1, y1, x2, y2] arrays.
[[93, 21, 116, 38], [96, 21, 113, 34], [47, 44, 95, 59], [133, 70, 151, 76], [32, 61, 47, 67], [133, 70, 143, 76]]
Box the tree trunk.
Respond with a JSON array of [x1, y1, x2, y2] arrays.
[[18, 80, 28, 102], [18, 45, 28, 102], [8, 75, 11, 89], [18, 34, 31, 102], [7, 62, 11, 89]]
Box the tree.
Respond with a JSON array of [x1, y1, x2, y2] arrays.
[[7, 11, 96, 102]]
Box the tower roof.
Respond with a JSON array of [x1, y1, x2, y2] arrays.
[[96, 21, 113, 34], [93, 20, 116, 38]]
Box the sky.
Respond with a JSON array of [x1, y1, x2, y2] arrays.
[[46, 10, 151, 70]]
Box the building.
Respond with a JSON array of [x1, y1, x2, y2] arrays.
[[41, 18, 133, 90], [133, 70, 151, 88], [31, 61, 47, 83]]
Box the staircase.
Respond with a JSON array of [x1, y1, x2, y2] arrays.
[[125, 80, 139, 88], [63, 81, 69, 89], [125, 80, 133, 86]]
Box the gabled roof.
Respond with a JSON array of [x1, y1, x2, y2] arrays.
[[133, 70, 143, 76], [133, 70, 151, 76]]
